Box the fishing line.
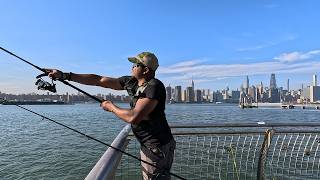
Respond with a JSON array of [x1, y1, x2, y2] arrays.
[[0, 47, 102, 103], [0, 47, 186, 180]]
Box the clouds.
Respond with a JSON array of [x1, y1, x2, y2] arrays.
[[158, 50, 320, 84], [236, 35, 297, 52], [274, 50, 320, 62]]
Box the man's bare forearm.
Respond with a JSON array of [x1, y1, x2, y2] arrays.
[[70, 73, 102, 86], [67, 72, 122, 90], [111, 105, 136, 124]]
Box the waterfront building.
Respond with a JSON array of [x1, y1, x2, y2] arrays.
[[269, 88, 280, 103], [310, 86, 320, 103], [192, 79, 195, 92], [279, 87, 285, 103], [301, 86, 310, 102], [195, 89, 202, 103], [214, 91, 223, 102], [174, 86, 182, 103], [270, 73, 277, 89], [248, 86, 256, 102], [222, 87, 229, 101], [186, 86, 194, 103], [202, 89, 211, 102], [269, 73, 280, 103], [282, 91, 294, 103], [313, 74, 317, 86], [181, 89, 187, 102], [191, 79, 195, 102], [256, 82, 264, 102], [310, 74, 320, 103], [261, 91, 269, 103], [231, 90, 240, 103], [166, 85, 172, 103], [243, 76, 249, 94], [204, 89, 210, 96]]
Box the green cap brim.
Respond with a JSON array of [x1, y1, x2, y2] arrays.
[[128, 57, 140, 64]]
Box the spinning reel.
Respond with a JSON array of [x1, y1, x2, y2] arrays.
[[35, 73, 57, 93]]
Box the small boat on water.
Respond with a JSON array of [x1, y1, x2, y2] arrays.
[[239, 103, 258, 109], [281, 104, 295, 109]]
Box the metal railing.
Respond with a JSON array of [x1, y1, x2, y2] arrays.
[[85, 124, 131, 180], [87, 123, 320, 180]]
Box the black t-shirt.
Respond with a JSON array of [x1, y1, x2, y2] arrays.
[[118, 76, 173, 148]]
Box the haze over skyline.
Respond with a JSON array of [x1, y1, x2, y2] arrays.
[[1, 0, 319, 95]]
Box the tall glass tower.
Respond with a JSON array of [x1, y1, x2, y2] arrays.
[[269, 73, 279, 102], [270, 73, 277, 89]]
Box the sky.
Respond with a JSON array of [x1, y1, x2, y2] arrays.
[[0, 0, 319, 95]]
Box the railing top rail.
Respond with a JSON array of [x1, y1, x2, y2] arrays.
[[85, 124, 131, 180], [169, 130, 320, 135], [169, 122, 320, 128]]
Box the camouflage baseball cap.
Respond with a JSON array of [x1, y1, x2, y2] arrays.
[[128, 52, 159, 71]]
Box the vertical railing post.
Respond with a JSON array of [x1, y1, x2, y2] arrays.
[[257, 129, 275, 180]]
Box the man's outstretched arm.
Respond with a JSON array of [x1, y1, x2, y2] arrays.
[[46, 69, 123, 90], [69, 73, 123, 90]]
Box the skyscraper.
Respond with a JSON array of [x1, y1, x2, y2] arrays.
[[190, 79, 195, 102], [166, 85, 172, 103], [191, 78, 195, 91], [243, 76, 249, 94], [248, 86, 256, 102], [269, 73, 280, 103], [186, 86, 194, 103], [257, 81, 264, 102], [231, 90, 240, 103], [311, 74, 320, 102], [195, 89, 202, 103], [181, 89, 186, 102], [310, 86, 320, 102], [174, 86, 182, 103], [243, 76, 249, 89], [313, 74, 318, 86], [269, 88, 280, 103], [270, 73, 277, 89], [287, 79, 290, 91]]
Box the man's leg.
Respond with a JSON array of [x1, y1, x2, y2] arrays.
[[140, 139, 176, 180]]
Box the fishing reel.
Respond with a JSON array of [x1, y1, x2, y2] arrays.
[[35, 73, 57, 93]]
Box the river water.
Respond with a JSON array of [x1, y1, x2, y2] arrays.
[[0, 103, 319, 179]]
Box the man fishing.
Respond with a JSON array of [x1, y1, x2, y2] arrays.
[[46, 52, 176, 180]]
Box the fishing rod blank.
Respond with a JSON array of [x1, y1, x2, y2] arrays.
[[0, 48, 186, 180], [0, 46, 102, 103]]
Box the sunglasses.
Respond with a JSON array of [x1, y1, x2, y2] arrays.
[[132, 63, 146, 68]]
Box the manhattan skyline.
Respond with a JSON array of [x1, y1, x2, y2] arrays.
[[1, 1, 320, 94]]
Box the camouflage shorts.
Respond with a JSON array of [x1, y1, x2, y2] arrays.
[[140, 139, 176, 180]]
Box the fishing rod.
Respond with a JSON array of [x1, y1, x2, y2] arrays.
[[0, 47, 186, 180], [0, 47, 102, 103]]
